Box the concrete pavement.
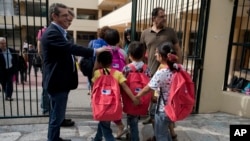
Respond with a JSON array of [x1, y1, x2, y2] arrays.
[[1, 85, 250, 141], [1, 72, 250, 141]]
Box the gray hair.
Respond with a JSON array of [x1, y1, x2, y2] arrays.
[[0, 37, 6, 43], [68, 9, 75, 17], [49, 3, 68, 22]]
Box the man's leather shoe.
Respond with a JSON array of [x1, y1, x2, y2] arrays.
[[59, 137, 71, 141], [5, 97, 13, 101], [64, 118, 72, 122], [61, 119, 75, 127]]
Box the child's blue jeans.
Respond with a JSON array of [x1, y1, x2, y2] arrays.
[[154, 112, 172, 141], [127, 114, 140, 141], [93, 121, 115, 141]]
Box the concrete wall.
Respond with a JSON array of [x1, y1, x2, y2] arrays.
[[99, 2, 132, 28], [198, 0, 250, 118]]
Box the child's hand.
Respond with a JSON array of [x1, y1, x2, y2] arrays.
[[135, 95, 140, 99], [132, 97, 140, 105]]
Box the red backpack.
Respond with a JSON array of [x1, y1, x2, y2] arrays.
[[91, 68, 122, 121], [160, 65, 195, 121], [122, 64, 152, 115]]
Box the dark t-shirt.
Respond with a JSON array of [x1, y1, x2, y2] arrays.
[[28, 48, 37, 63], [140, 27, 178, 75]]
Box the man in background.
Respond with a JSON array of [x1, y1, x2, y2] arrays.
[[140, 7, 182, 141], [0, 37, 18, 101]]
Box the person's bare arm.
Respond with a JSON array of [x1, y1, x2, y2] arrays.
[[120, 82, 140, 105], [136, 85, 153, 99], [37, 40, 42, 55]]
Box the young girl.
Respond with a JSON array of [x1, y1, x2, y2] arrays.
[[91, 51, 139, 141], [136, 41, 179, 141], [103, 28, 129, 137]]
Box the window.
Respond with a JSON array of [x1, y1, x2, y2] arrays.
[[77, 9, 98, 20], [16, 1, 47, 17], [76, 31, 97, 46]]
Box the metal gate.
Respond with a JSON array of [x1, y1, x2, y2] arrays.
[[0, 0, 211, 118], [224, 0, 250, 93], [131, 0, 211, 113], [0, 0, 49, 118]]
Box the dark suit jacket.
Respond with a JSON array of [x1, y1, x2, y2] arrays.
[[41, 24, 94, 93], [0, 48, 18, 82]]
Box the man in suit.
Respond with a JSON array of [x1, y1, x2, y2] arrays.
[[59, 8, 76, 127], [0, 37, 18, 101], [41, 3, 108, 141]]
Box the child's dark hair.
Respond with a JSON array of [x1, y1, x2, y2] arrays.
[[128, 41, 145, 60], [104, 28, 120, 46], [98, 26, 110, 39], [157, 42, 177, 71], [97, 51, 113, 68]]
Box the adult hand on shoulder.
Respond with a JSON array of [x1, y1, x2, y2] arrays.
[[95, 47, 110, 55]]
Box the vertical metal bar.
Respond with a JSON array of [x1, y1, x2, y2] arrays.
[[240, 0, 249, 79], [131, 0, 137, 41], [2, 0, 14, 117], [46, 0, 49, 26], [11, 12, 17, 117], [137, 0, 142, 39], [16, 0, 22, 117], [178, 0, 184, 50], [223, 0, 238, 91], [143, 0, 147, 29], [237, 0, 246, 77], [149, 0, 154, 27], [166, 0, 169, 26], [194, 0, 210, 113], [164, 0, 167, 24]]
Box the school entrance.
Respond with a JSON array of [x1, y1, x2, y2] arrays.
[[132, 0, 211, 113], [0, 0, 211, 119]]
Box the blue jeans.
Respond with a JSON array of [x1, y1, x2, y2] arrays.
[[154, 112, 172, 141], [127, 115, 139, 141], [93, 121, 115, 141], [41, 88, 50, 114], [47, 91, 69, 141]]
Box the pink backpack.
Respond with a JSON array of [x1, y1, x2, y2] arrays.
[[122, 64, 152, 115], [160, 65, 195, 121], [91, 68, 122, 121], [108, 46, 126, 72]]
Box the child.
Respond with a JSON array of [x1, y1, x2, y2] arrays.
[[103, 28, 129, 137], [92, 51, 139, 141], [122, 41, 151, 141], [136, 41, 179, 141]]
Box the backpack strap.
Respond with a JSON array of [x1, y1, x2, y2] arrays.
[[99, 68, 116, 76], [129, 64, 147, 73], [128, 64, 137, 72], [156, 88, 166, 114], [99, 68, 109, 75]]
